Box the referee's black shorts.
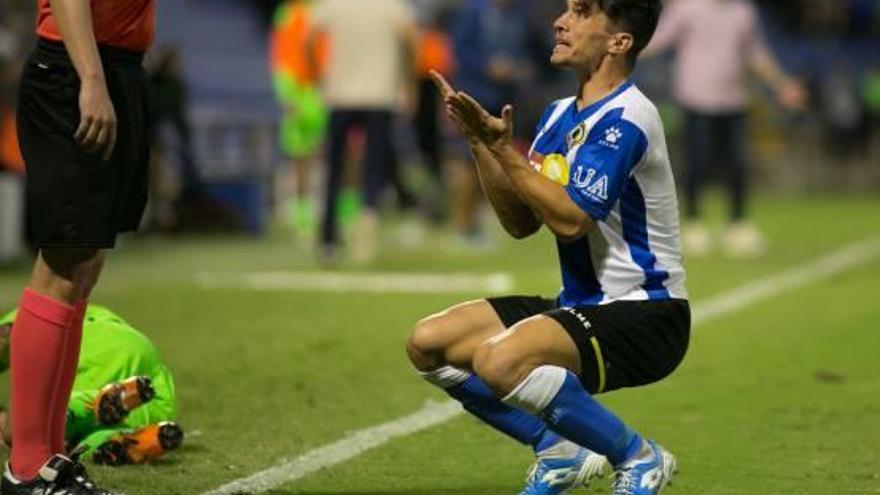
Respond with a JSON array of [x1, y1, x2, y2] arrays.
[[17, 38, 151, 249], [487, 295, 690, 394]]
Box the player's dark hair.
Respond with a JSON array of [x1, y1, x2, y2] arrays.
[[589, 0, 663, 65]]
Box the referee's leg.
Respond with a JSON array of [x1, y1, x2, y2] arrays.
[[8, 248, 103, 479], [7, 41, 143, 488]]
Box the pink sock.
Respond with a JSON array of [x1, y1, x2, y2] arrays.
[[50, 299, 86, 455], [10, 289, 73, 480]]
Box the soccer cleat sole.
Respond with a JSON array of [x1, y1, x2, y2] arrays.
[[94, 376, 155, 426]]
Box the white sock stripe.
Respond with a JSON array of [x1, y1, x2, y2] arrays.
[[502, 365, 568, 415], [418, 365, 472, 389]]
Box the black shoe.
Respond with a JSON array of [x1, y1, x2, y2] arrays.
[[2, 455, 116, 494]]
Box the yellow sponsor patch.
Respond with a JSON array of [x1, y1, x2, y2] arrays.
[[539, 154, 570, 186]]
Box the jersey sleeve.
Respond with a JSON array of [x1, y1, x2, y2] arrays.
[[310, 0, 332, 30], [564, 109, 648, 221], [743, 2, 772, 66], [394, 0, 416, 29], [647, 0, 687, 54]]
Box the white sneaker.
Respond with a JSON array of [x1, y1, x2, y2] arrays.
[[682, 222, 712, 256], [611, 440, 676, 495], [520, 440, 609, 495], [721, 222, 766, 259]]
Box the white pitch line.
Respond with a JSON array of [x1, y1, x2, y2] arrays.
[[201, 401, 462, 495], [195, 271, 515, 294], [200, 235, 880, 495], [691, 235, 880, 326]]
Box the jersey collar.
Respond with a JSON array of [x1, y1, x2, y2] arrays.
[[571, 79, 634, 120]]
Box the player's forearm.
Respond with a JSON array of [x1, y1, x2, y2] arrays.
[[469, 142, 542, 239], [749, 39, 797, 93], [48, 0, 106, 85], [490, 143, 593, 242]]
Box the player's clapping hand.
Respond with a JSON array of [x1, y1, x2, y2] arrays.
[[430, 70, 513, 150], [75, 78, 118, 161]]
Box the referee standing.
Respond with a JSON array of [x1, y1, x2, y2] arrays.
[[3, 0, 154, 494]]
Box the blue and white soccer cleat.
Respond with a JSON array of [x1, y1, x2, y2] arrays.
[[519, 441, 609, 495], [611, 440, 677, 495]]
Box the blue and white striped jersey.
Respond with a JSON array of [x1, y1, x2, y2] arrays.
[[528, 81, 688, 306]]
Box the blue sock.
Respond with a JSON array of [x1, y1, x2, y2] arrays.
[[446, 375, 561, 453], [539, 371, 643, 466]]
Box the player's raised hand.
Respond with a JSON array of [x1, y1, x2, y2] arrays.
[[429, 69, 456, 100], [430, 70, 478, 142], [74, 78, 118, 161], [452, 93, 513, 150], [430, 70, 513, 149]]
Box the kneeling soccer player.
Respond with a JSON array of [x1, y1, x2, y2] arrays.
[[406, 1, 689, 494], [0, 305, 182, 466]]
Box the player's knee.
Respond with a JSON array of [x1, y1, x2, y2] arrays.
[[472, 341, 529, 396], [37, 248, 105, 300], [406, 316, 446, 370]]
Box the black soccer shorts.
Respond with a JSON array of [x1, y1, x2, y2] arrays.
[[17, 39, 151, 248], [487, 295, 690, 394]]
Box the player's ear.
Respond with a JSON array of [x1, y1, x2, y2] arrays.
[[607, 32, 634, 58]]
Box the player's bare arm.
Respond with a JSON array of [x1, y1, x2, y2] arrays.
[[49, 0, 117, 160], [431, 71, 541, 239], [750, 49, 807, 111], [446, 86, 594, 243]]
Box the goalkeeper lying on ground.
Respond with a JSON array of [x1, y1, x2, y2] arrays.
[[0, 305, 183, 465]]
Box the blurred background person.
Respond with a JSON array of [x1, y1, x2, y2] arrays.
[[448, 0, 531, 247], [270, 0, 329, 241], [306, 0, 419, 265], [0, 66, 24, 266], [644, 0, 807, 258], [148, 46, 206, 231], [409, 0, 456, 224], [0, 1, 31, 266]]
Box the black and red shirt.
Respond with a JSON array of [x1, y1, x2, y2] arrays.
[[37, 0, 155, 52]]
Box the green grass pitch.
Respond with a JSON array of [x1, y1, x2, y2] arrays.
[[0, 194, 878, 495]]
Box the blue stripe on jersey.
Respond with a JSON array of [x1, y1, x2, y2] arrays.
[[619, 178, 671, 300], [533, 104, 572, 154], [535, 100, 565, 133], [565, 110, 648, 222], [557, 236, 604, 307]]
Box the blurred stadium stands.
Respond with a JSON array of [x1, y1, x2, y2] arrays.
[[0, 0, 878, 257], [170, 0, 880, 195], [156, 0, 277, 183]]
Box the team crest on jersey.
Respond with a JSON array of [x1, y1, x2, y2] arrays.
[[573, 166, 609, 201], [566, 122, 588, 149], [600, 126, 623, 150], [538, 154, 570, 186]]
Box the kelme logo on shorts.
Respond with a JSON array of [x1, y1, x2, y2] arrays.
[[562, 307, 592, 329]]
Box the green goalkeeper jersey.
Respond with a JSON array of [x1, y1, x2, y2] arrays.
[[1, 305, 177, 453]]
